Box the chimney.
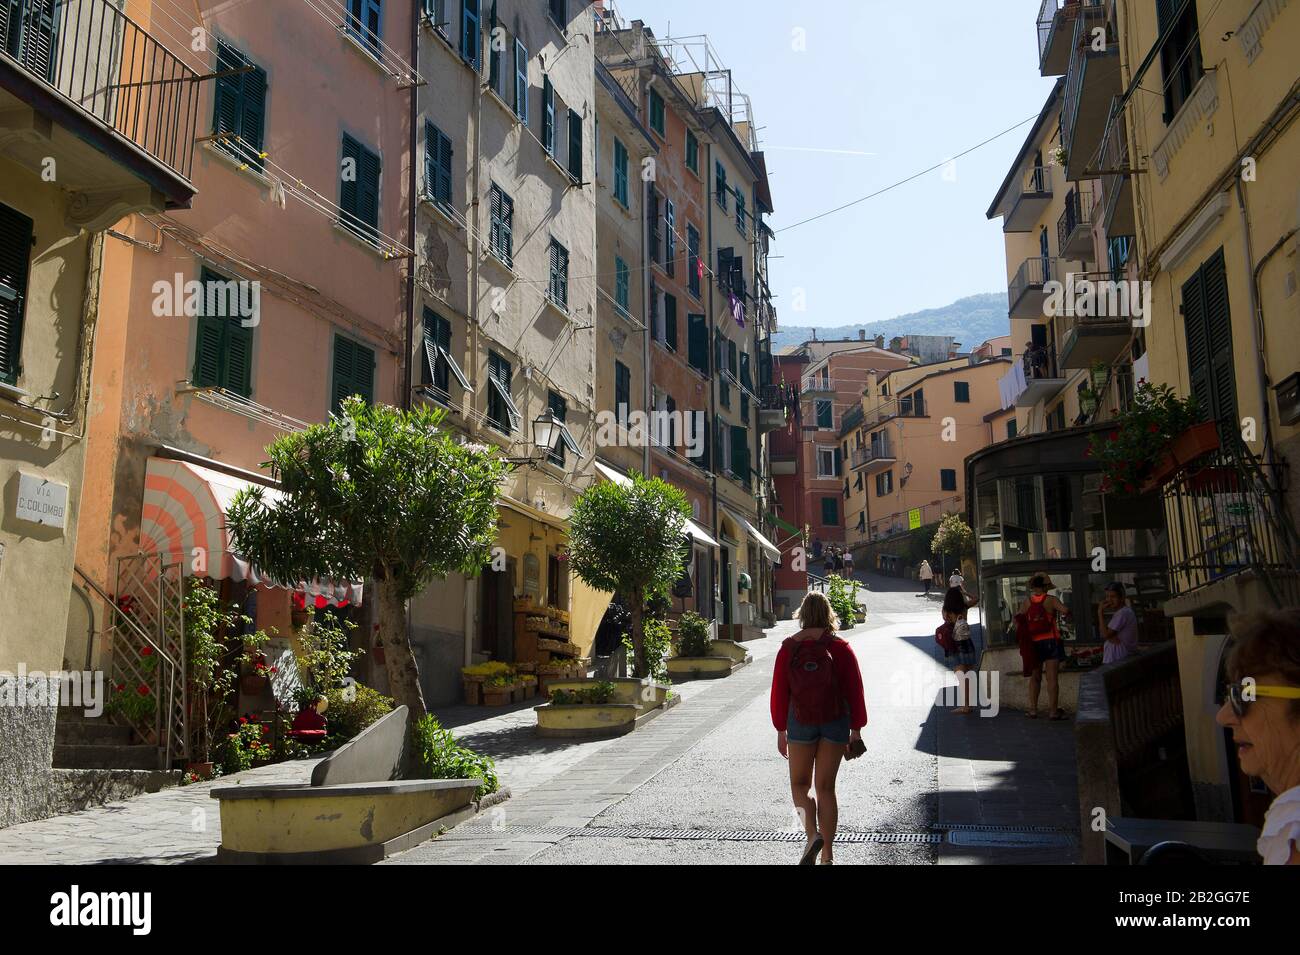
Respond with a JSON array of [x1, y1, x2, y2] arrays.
[[858, 329, 866, 341], [875, 334, 884, 348]]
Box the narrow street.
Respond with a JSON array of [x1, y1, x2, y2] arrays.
[[385, 573, 1080, 865]]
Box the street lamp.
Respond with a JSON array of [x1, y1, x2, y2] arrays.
[[506, 409, 560, 466]]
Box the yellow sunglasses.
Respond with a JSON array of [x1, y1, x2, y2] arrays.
[[1225, 683, 1300, 717]]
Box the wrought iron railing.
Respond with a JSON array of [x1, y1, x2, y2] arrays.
[[851, 439, 894, 470], [0, 0, 200, 179], [1009, 256, 1058, 312], [1057, 185, 1093, 253], [1098, 98, 1130, 231], [1022, 339, 1062, 380], [1160, 435, 1300, 607]]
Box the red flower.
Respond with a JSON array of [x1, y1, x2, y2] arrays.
[[1147, 423, 1159, 433], [115, 682, 126, 692], [269, 666, 278, 674], [140, 646, 154, 657], [238, 717, 248, 724], [136, 684, 150, 696]]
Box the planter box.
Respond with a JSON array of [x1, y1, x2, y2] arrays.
[[482, 687, 512, 706], [707, 639, 752, 664], [1171, 421, 1220, 467], [534, 702, 638, 739], [666, 655, 740, 680], [462, 680, 481, 706]]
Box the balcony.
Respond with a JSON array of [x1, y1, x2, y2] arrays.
[[1003, 164, 1053, 233], [1006, 340, 1067, 408], [1160, 435, 1300, 614], [758, 384, 789, 433], [1056, 186, 1094, 260], [1037, 0, 1104, 76], [1057, 275, 1132, 369], [800, 376, 834, 396], [0, 0, 199, 228], [1061, 5, 1121, 182], [862, 394, 926, 429], [851, 439, 895, 475], [1008, 256, 1059, 320], [1097, 102, 1135, 235]]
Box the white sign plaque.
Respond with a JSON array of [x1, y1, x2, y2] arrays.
[[16, 472, 69, 529]]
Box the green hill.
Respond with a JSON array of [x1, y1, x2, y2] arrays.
[[772, 292, 1009, 353]]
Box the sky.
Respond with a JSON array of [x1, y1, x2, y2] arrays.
[[635, 0, 1060, 328]]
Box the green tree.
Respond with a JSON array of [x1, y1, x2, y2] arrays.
[[931, 513, 975, 578], [567, 472, 690, 679], [225, 398, 508, 721]]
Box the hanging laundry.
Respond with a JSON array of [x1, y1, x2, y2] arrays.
[[729, 292, 745, 328], [270, 177, 287, 210]]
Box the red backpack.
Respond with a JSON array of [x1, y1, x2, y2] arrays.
[[785, 631, 842, 723], [1024, 597, 1055, 638]]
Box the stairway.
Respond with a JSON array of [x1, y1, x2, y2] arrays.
[[52, 707, 161, 771]]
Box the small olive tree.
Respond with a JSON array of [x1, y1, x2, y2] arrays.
[[567, 472, 690, 679], [225, 398, 508, 721], [931, 513, 975, 580]]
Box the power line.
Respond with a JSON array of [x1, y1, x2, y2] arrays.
[[776, 113, 1041, 234]]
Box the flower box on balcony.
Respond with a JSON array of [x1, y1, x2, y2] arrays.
[[1170, 421, 1220, 468]]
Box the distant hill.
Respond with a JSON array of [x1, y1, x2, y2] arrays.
[[772, 292, 1009, 354]]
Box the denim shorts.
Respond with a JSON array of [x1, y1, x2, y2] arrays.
[[947, 639, 978, 668], [786, 704, 850, 745], [1033, 638, 1066, 665]]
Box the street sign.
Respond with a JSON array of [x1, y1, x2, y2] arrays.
[[908, 508, 921, 530], [16, 472, 69, 529]]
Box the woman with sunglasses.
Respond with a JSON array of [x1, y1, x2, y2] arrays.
[[1215, 609, 1300, 865]]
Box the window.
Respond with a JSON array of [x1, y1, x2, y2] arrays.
[[687, 314, 708, 374], [817, 447, 836, 478], [954, 381, 970, 403], [614, 257, 630, 314], [687, 224, 701, 297], [730, 426, 750, 485], [821, 497, 839, 527], [614, 360, 631, 425], [193, 267, 254, 398], [647, 189, 661, 263], [685, 129, 698, 173], [1182, 247, 1237, 433], [664, 200, 676, 278], [488, 184, 513, 266], [1108, 234, 1134, 282], [716, 331, 730, 408], [212, 41, 267, 170], [715, 160, 728, 210], [1001, 347, 1013, 357], [548, 239, 569, 310], [513, 39, 529, 122], [547, 552, 562, 608], [815, 399, 832, 430], [346, 0, 382, 57], [740, 353, 751, 421], [875, 470, 893, 496], [663, 294, 677, 351], [547, 390, 567, 466], [488, 23, 503, 95], [612, 138, 628, 206], [941, 469, 958, 492], [424, 123, 452, 207], [547, 0, 566, 28], [422, 0, 446, 30], [649, 89, 664, 136], [735, 188, 746, 236], [1157, 0, 1203, 124], [541, 77, 556, 154], [689, 410, 709, 469], [461, 0, 480, 69], [487, 350, 520, 433], [340, 134, 381, 243], [1007, 418, 1018, 440], [0, 202, 33, 386], [331, 333, 374, 414], [421, 308, 469, 400], [566, 108, 582, 181]]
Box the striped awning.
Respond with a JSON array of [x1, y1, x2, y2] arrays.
[[140, 457, 363, 606]]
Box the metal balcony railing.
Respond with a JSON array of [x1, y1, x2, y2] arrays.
[[1057, 186, 1094, 254], [800, 377, 834, 395], [1036, 0, 1066, 67], [862, 395, 927, 429], [851, 439, 894, 470], [0, 0, 200, 179], [1023, 340, 1062, 381], [1009, 256, 1059, 312], [1098, 100, 1132, 232], [1023, 163, 1051, 197], [1160, 435, 1300, 607]]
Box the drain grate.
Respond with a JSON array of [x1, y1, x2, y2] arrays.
[[452, 822, 1076, 848]]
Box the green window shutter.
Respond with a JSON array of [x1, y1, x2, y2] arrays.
[[358, 146, 381, 238], [193, 315, 224, 388], [240, 63, 268, 160], [685, 130, 698, 172], [547, 390, 566, 466], [340, 134, 360, 222], [332, 335, 374, 414], [212, 42, 244, 152], [224, 322, 253, 397], [664, 295, 677, 351], [1202, 249, 1236, 431], [664, 200, 675, 277], [14, 0, 58, 82], [514, 39, 529, 122], [461, 0, 480, 68], [649, 90, 664, 135], [542, 77, 555, 153], [613, 139, 628, 205], [436, 131, 453, 204], [615, 258, 629, 312], [833, 447, 842, 476], [688, 314, 707, 373], [730, 426, 750, 483], [567, 108, 582, 181], [822, 497, 838, 526], [424, 122, 437, 199], [1182, 264, 1214, 424], [0, 202, 33, 385]]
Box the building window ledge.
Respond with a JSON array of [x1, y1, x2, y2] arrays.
[[333, 220, 394, 259], [1151, 71, 1219, 181], [419, 193, 466, 234], [203, 140, 273, 189], [1238, 0, 1291, 64]]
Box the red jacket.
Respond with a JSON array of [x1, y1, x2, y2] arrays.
[[770, 633, 868, 731]]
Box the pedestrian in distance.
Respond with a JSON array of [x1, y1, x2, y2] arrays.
[[833, 548, 845, 573], [1215, 609, 1300, 865], [843, 549, 855, 576], [918, 559, 934, 595], [1097, 581, 1139, 663], [771, 591, 868, 865], [1016, 572, 1070, 720], [941, 587, 979, 714]]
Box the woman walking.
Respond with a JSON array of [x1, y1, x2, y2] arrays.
[[1018, 572, 1069, 720], [918, 559, 934, 595], [771, 591, 867, 865], [942, 586, 979, 714]]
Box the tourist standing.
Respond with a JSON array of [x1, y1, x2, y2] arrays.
[[1017, 572, 1069, 720], [1097, 582, 1138, 664], [918, 560, 934, 595]]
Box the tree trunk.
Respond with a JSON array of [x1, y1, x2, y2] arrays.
[[376, 576, 428, 723], [628, 601, 646, 680]]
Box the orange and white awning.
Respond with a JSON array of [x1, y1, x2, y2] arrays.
[[140, 456, 362, 606]]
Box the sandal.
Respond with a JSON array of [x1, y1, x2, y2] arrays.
[[1050, 709, 1069, 721], [799, 835, 824, 865], [1026, 709, 1038, 719]]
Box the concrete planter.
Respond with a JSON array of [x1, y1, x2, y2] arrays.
[[534, 702, 638, 739], [545, 677, 670, 709], [707, 639, 752, 663], [666, 655, 739, 680]]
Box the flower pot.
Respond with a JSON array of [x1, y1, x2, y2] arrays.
[[372, 645, 386, 664], [186, 761, 214, 780], [290, 609, 311, 629], [463, 680, 482, 706], [482, 687, 511, 706], [1170, 421, 1220, 468]]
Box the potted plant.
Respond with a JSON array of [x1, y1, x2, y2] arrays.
[[240, 652, 276, 695], [1089, 359, 1109, 392], [1086, 381, 1202, 496], [1079, 388, 1099, 418]]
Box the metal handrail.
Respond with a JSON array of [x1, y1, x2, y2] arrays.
[[1057, 186, 1094, 252]]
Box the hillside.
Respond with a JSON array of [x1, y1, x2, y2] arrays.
[[772, 292, 1009, 353]]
